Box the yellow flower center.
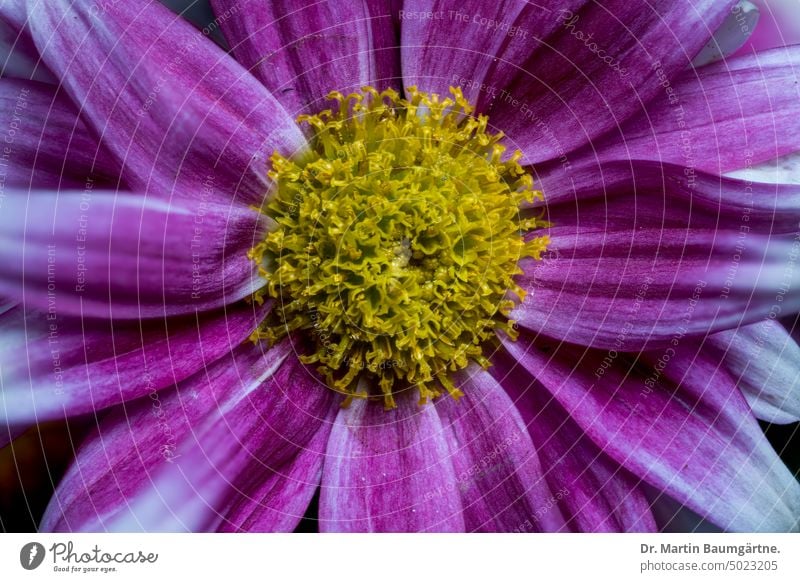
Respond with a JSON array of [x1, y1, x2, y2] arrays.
[[249, 86, 549, 409]]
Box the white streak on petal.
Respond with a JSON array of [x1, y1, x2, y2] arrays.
[[693, 1, 760, 67]]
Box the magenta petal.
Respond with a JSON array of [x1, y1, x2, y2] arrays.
[[589, 45, 800, 173], [319, 393, 465, 532], [214, 354, 338, 532], [706, 320, 800, 424], [490, 351, 657, 532], [218, 419, 332, 532], [503, 335, 800, 531], [401, 0, 541, 102], [40, 342, 287, 532], [515, 165, 800, 348], [535, 160, 800, 230], [483, 0, 733, 164], [435, 367, 567, 532], [0, 300, 268, 427], [12, 0, 306, 205], [0, 79, 118, 187], [108, 346, 336, 533], [0, 190, 264, 318], [210, 0, 400, 117], [42, 341, 338, 532]]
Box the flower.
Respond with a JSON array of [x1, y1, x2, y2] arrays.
[[740, 0, 800, 54], [0, 0, 798, 533]]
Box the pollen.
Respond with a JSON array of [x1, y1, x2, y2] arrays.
[[249, 86, 549, 409]]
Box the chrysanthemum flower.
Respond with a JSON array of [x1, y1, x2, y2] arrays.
[[0, 0, 798, 532]]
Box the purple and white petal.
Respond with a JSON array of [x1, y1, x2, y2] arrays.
[[503, 336, 800, 531], [692, 1, 760, 67], [213, 350, 338, 532], [319, 391, 465, 532], [0, 300, 268, 428], [217, 419, 332, 532], [40, 341, 287, 532], [726, 151, 800, 185], [491, 350, 658, 532], [586, 46, 800, 174], [401, 0, 545, 103], [737, 0, 800, 54], [6, 0, 306, 206], [536, 160, 800, 228], [0, 189, 265, 319], [0, 16, 54, 83], [515, 163, 800, 349], [158, 0, 224, 45], [706, 320, 800, 424], [435, 366, 567, 532], [458, 0, 733, 164], [0, 79, 118, 188], [211, 0, 400, 117], [406, 0, 732, 167], [42, 340, 338, 532]]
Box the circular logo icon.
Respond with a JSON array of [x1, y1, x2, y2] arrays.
[[19, 542, 46, 570]]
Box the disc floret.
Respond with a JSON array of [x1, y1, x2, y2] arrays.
[[249, 86, 549, 408]]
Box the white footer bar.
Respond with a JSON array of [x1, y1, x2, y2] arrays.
[[1, 533, 798, 581]]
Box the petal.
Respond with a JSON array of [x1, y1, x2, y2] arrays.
[[503, 335, 800, 531], [319, 392, 465, 532], [211, 0, 400, 116], [642, 484, 722, 532], [490, 350, 657, 532], [0, 297, 15, 316], [42, 340, 338, 532], [726, 151, 800, 184], [737, 0, 800, 54], [0, 189, 264, 318], [0, 79, 118, 188], [515, 161, 800, 349], [40, 341, 285, 532], [0, 300, 267, 427], [417, 0, 735, 163], [537, 160, 800, 228], [213, 349, 338, 532], [706, 319, 800, 424], [217, 419, 332, 532], [587, 45, 800, 174], [401, 0, 542, 103], [435, 366, 567, 532], [12, 0, 306, 205], [159, 0, 223, 43], [0, 17, 54, 82], [692, 1, 760, 67]]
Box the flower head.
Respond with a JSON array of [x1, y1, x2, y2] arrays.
[[251, 86, 548, 407], [0, 0, 798, 534]]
